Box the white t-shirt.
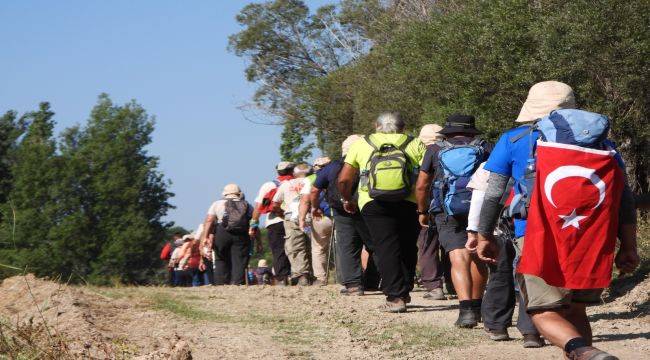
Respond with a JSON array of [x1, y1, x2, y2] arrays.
[[300, 177, 312, 196], [273, 178, 307, 222], [207, 198, 252, 223], [254, 181, 284, 228]]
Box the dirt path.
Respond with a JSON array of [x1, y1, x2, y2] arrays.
[[0, 275, 648, 359]]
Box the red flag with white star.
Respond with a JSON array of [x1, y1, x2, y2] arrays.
[[517, 141, 624, 289]]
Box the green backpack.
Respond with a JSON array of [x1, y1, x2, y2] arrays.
[[363, 134, 415, 202]]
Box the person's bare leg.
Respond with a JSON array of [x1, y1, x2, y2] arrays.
[[469, 256, 488, 299], [449, 249, 472, 300], [531, 309, 582, 348], [361, 247, 369, 271], [565, 303, 592, 345]]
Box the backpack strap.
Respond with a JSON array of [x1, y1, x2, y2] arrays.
[[397, 135, 415, 151], [364, 135, 379, 151]]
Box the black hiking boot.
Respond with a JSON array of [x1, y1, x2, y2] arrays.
[[522, 334, 544, 348], [485, 328, 510, 341], [454, 308, 478, 328]]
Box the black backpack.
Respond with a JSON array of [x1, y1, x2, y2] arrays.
[[223, 200, 250, 233]]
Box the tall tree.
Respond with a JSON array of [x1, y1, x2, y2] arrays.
[[0, 103, 59, 278], [75, 94, 174, 284]]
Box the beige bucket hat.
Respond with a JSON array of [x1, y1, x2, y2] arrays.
[[313, 157, 331, 168], [418, 124, 444, 146], [516, 81, 576, 123], [258, 259, 268, 268], [341, 134, 362, 156], [222, 183, 242, 198]]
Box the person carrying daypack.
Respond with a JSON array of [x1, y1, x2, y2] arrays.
[[476, 81, 638, 360], [248, 162, 295, 285], [338, 112, 426, 313], [200, 183, 254, 285], [308, 135, 381, 295], [415, 113, 492, 328], [272, 164, 313, 286], [298, 157, 333, 286], [415, 124, 449, 301]]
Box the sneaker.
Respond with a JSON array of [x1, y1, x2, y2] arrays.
[[297, 275, 310, 286], [423, 288, 446, 300], [454, 308, 478, 328], [343, 286, 364, 296], [312, 279, 327, 287], [402, 295, 412, 304], [566, 346, 618, 360], [522, 334, 544, 348], [378, 298, 407, 313], [485, 328, 510, 341]]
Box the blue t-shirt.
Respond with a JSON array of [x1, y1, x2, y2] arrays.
[[313, 159, 343, 190], [484, 126, 539, 237]]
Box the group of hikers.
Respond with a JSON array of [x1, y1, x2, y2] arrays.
[[160, 81, 640, 360]]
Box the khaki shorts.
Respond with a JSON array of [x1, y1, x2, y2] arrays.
[[514, 237, 604, 312]]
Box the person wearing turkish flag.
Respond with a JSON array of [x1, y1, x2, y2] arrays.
[[475, 81, 639, 360]]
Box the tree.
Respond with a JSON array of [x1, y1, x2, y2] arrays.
[[74, 94, 174, 284], [0, 103, 59, 278]]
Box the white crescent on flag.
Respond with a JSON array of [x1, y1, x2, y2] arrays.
[[543, 165, 606, 229]]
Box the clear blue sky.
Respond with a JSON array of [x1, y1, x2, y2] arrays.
[[0, 0, 330, 231]]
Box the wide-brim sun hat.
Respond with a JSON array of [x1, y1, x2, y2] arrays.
[[276, 161, 295, 171], [439, 114, 482, 135], [182, 234, 193, 241], [418, 124, 444, 145], [341, 134, 363, 156], [516, 81, 576, 123], [222, 183, 242, 197], [258, 259, 268, 268], [313, 156, 331, 168]]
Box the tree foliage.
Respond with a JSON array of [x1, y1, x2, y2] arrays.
[[0, 96, 174, 284], [231, 0, 648, 192]]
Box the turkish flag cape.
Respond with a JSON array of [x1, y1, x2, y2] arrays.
[[517, 141, 624, 289]]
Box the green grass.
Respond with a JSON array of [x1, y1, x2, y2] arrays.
[[148, 292, 215, 322], [374, 323, 471, 351]]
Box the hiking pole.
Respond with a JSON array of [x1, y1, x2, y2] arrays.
[[325, 214, 336, 285]]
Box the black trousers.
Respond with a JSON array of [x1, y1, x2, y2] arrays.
[[333, 210, 380, 289], [482, 234, 538, 335], [266, 222, 291, 278], [361, 200, 420, 300], [213, 226, 250, 285]]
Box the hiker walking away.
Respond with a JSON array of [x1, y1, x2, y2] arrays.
[[161, 232, 182, 286], [475, 81, 638, 360], [273, 164, 313, 286], [249, 162, 295, 285], [339, 112, 426, 312], [196, 223, 214, 285], [177, 234, 202, 286], [298, 157, 334, 286], [415, 124, 448, 301], [201, 184, 254, 285], [309, 135, 381, 295], [465, 163, 543, 347], [254, 259, 273, 285], [415, 114, 491, 328], [167, 235, 185, 286]]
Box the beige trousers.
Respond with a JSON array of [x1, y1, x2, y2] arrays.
[[310, 216, 333, 282], [283, 220, 310, 278]]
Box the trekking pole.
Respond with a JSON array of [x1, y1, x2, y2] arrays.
[[325, 214, 336, 285]]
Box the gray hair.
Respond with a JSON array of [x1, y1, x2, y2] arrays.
[[375, 112, 405, 134]]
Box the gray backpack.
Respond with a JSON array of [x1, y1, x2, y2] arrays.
[[223, 200, 250, 233]]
